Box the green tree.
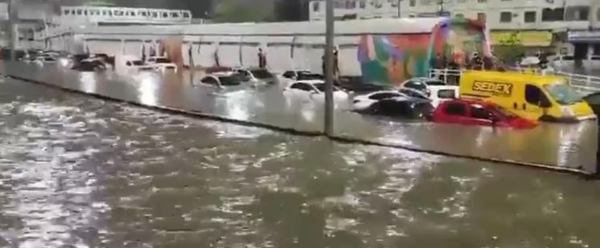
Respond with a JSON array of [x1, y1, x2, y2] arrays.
[[273, 0, 309, 21], [493, 33, 527, 64], [212, 0, 273, 22]]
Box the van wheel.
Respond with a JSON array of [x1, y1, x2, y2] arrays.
[[539, 115, 558, 122]]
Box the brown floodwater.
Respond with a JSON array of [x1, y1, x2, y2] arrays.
[[0, 67, 599, 247]]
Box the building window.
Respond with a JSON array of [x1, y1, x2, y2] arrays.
[[346, 0, 356, 8], [409, 0, 416, 7], [334, 0, 342, 8], [360, 0, 366, 8], [477, 0, 486, 3], [313, 2, 320, 12], [524, 11, 536, 23], [477, 12, 486, 22], [542, 8, 564, 21], [391, 0, 398, 7], [500, 12, 512, 22], [570, 6, 589, 21]]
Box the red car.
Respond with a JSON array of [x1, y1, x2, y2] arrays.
[[431, 99, 538, 129]]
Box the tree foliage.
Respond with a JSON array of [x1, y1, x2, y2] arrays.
[[212, 0, 273, 23], [493, 33, 527, 64], [273, 0, 308, 21]]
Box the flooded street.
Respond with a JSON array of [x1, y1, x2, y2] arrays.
[[0, 74, 600, 247], [1, 62, 597, 171]]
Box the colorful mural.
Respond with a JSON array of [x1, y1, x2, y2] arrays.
[[358, 17, 490, 86]]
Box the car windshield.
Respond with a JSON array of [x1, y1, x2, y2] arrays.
[[155, 58, 171, 63], [297, 74, 324, 80], [218, 76, 241, 86], [491, 105, 518, 119], [131, 60, 144, 66], [312, 83, 340, 92], [250, 69, 273, 79], [543, 82, 582, 105], [424, 80, 445, 86], [437, 89, 456, 99]]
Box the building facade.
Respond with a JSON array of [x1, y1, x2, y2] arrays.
[[309, 0, 600, 54]]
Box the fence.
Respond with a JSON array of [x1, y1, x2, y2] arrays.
[[429, 68, 600, 95]]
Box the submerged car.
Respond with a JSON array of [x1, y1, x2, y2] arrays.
[[352, 90, 433, 118], [198, 71, 254, 92], [284, 80, 349, 103], [399, 77, 447, 95], [430, 99, 538, 129], [71, 59, 107, 71], [398, 85, 458, 107], [235, 68, 278, 85], [146, 56, 177, 72]]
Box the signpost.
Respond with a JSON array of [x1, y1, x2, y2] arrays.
[[324, 0, 334, 136]]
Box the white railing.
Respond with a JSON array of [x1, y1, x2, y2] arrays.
[[429, 68, 600, 95], [59, 6, 192, 25]]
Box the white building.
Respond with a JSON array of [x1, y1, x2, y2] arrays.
[[310, 0, 600, 55], [310, 0, 599, 31]]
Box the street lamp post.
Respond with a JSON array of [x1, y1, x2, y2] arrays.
[[324, 0, 334, 136], [8, 0, 18, 61], [397, 0, 401, 18]]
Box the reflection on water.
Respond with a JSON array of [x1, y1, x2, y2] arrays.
[[4, 62, 598, 171], [79, 72, 97, 93], [0, 78, 600, 247]]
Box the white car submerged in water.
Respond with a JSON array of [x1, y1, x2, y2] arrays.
[[284, 80, 349, 104], [197, 71, 255, 92], [146, 56, 177, 72], [398, 77, 458, 107]]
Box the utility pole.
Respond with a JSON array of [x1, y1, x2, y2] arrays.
[[8, 0, 18, 61], [397, 0, 401, 18], [324, 0, 334, 136], [437, 0, 445, 17]]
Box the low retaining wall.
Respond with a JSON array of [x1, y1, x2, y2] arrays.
[[0, 61, 595, 177]]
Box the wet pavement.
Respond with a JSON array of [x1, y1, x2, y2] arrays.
[[0, 73, 600, 247], [1, 62, 596, 172]]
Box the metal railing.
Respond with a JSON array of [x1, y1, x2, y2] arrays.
[[429, 68, 600, 95]]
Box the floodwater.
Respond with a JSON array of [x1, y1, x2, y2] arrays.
[[1, 62, 596, 171], [1, 71, 600, 247]]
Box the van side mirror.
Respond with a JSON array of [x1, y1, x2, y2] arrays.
[[538, 98, 552, 108]]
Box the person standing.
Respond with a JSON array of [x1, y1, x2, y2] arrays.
[[258, 48, 267, 68], [188, 46, 194, 69], [214, 50, 220, 67], [333, 47, 340, 78]]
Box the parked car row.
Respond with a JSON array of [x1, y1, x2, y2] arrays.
[[16, 50, 596, 130]]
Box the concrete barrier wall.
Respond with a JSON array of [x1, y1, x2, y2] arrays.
[[71, 34, 361, 75]]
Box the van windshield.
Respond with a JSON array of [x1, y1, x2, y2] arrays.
[[543, 82, 582, 105]]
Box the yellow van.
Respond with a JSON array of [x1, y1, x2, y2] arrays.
[[459, 71, 596, 122]]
